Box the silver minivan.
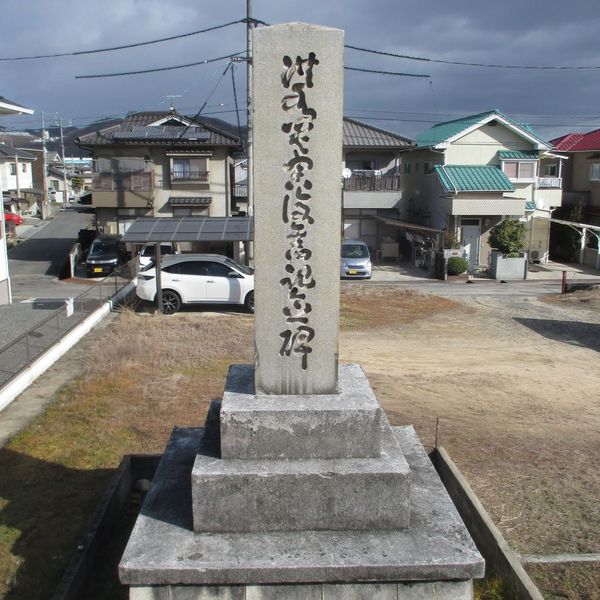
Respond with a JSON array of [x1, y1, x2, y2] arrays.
[[340, 240, 372, 279]]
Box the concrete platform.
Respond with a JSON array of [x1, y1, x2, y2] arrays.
[[120, 426, 484, 589]]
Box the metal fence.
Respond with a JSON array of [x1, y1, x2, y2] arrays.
[[0, 262, 135, 389]]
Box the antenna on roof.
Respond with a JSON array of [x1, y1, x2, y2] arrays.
[[164, 95, 183, 113]]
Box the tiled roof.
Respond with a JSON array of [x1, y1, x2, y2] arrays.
[[415, 110, 548, 149], [434, 165, 514, 193], [497, 150, 539, 160], [551, 129, 600, 152], [0, 142, 36, 160], [343, 117, 413, 148], [525, 201, 536, 211], [77, 111, 241, 147]]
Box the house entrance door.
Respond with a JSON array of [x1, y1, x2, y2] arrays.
[[461, 219, 481, 269]]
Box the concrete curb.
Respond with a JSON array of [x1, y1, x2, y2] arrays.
[[430, 447, 544, 600], [0, 281, 135, 413]]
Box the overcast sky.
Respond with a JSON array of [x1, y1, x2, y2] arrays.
[[2, 0, 600, 142]]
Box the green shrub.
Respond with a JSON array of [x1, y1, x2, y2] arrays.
[[447, 256, 469, 275], [488, 219, 526, 255]]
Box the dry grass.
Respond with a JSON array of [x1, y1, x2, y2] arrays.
[[0, 309, 253, 599], [0, 286, 598, 598]]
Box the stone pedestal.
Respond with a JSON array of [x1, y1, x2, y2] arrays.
[[192, 365, 411, 533], [120, 366, 484, 598]]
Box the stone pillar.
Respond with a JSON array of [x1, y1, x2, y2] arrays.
[[252, 23, 344, 395]]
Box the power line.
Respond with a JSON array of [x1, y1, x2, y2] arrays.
[[344, 66, 429, 78], [345, 44, 600, 70], [0, 20, 246, 61], [75, 51, 245, 78]]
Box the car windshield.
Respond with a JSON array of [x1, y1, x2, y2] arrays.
[[341, 244, 369, 259], [90, 240, 118, 256], [224, 257, 254, 275]]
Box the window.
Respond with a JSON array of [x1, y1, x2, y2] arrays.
[[205, 261, 233, 277], [21, 163, 27, 173], [541, 164, 558, 177], [404, 162, 412, 175], [590, 164, 600, 181], [503, 161, 536, 180], [171, 157, 208, 182], [9, 163, 16, 175], [424, 161, 434, 175]]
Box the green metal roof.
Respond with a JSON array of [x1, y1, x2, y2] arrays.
[[415, 110, 548, 148], [497, 150, 539, 160], [525, 201, 536, 210], [434, 165, 515, 193]]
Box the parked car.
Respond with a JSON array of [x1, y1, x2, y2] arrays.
[[137, 243, 178, 270], [136, 254, 254, 315], [3, 212, 23, 226], [86, 236, 125, 277], [340, 240, 372, 279]]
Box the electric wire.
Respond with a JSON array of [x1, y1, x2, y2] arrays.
[[344, 66, 429, 78], [178, 62, 232, 139], [75, 51, 245, 78], [345, 44, 600, 70], [0, 20, 246, 61]]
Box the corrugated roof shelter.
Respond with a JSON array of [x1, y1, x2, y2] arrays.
[[121, 216, 253, 244], [434, 165, 514, 193]]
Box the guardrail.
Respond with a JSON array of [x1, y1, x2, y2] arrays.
[[0, 261, 136, 389]]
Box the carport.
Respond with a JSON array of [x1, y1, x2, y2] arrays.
[[373, 216, 446, 278], [545, 217, 600, 269], [122, 216, 253, 313]]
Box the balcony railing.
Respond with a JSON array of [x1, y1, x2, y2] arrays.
[[92, 171, 153, 191], [537, 176, 562, 189], [170, 170, 209, 183], [343, 174, 402, 192]]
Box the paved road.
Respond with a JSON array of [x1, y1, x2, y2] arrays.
[[8, 210, 93, 301]]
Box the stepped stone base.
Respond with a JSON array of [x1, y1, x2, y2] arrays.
[[120, 426, 484, 597], [192, 418, 410, 533]]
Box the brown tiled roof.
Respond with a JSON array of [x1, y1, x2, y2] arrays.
[[343, 117, 413, 149], [77, 111, 241, 148]]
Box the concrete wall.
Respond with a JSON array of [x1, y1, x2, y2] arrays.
[[570, 152, 600, 208], [445, 123, 533, 164]]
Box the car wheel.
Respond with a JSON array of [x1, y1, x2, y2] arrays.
[[161, 290, 181, 315], [244, 290, 254, 314]]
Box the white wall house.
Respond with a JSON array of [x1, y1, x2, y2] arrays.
[[0, 95, 34, 304], [404, 110, 563, 268]]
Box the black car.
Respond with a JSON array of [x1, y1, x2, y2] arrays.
[[86, 236, 125, 277]]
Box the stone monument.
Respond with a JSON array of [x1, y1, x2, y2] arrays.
[[120, 22, 484, 600]]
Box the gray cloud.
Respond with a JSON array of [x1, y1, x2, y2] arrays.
[[2, 0, 599, 141]]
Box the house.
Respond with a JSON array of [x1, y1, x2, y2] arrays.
[[551, 129, 600, 226], [341, 118, 413, 259], [0, 95, 34, 305], [76, 110, 243, 255], [0, 142, 36, 208], [404, 110, 564, 268]]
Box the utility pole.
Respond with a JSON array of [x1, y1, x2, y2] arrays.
[[58, 115, 68, 203], [40, 112, 49, 219], [246, 0, 255, 265]]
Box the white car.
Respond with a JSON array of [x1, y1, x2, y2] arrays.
[[136, 254, 254, 315], [137, 243, 178, 270]]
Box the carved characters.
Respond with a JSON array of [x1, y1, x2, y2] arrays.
[[279, 53, 318, 370]]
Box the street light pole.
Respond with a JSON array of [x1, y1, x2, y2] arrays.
[[40, 112, 49, 219]]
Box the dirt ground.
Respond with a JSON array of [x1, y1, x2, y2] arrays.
[[339, 284, 600, 598], [1, 284, 599, 599]]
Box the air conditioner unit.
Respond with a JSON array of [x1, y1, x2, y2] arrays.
[[529, 249, 544, 262]]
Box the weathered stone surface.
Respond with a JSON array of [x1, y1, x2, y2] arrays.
[[192, 417, 410, 533], [131, 581, 473, 600], [253, 23, 344, 395], [120, 426, 484, 586], [220, 364, 382, 459]]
